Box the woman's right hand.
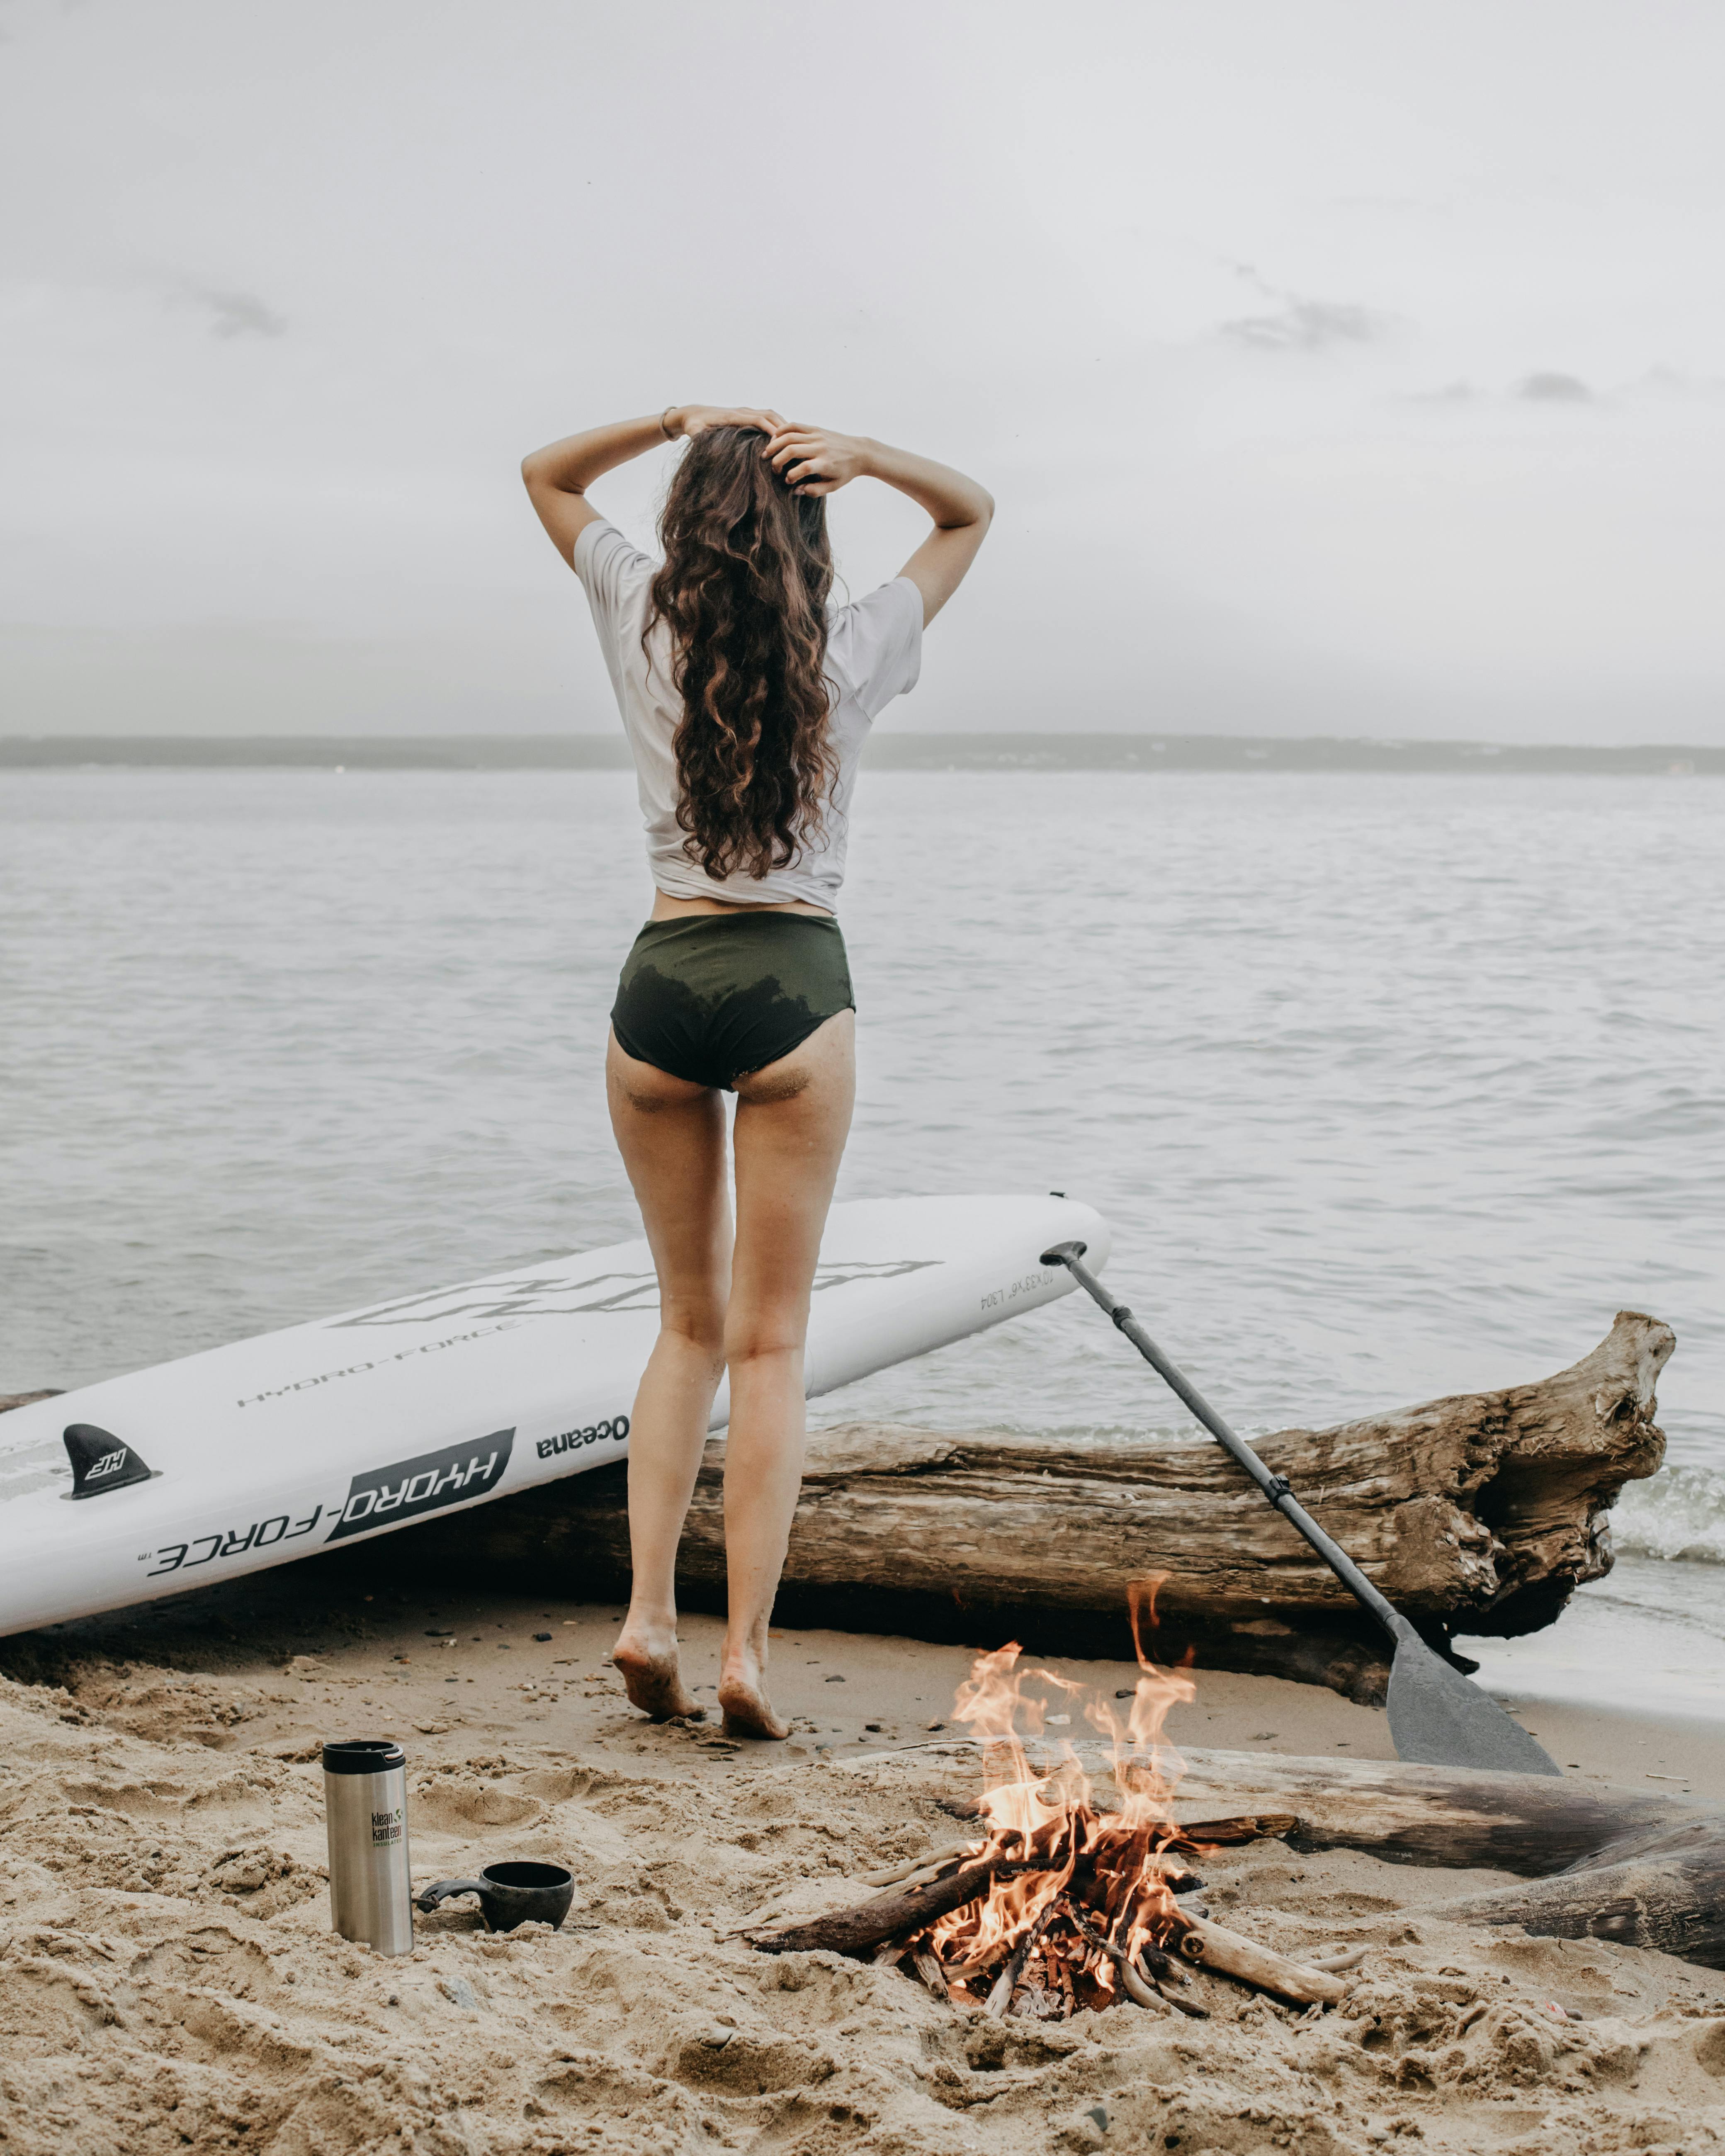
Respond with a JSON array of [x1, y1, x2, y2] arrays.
[[761, 423, 874, 495], [671, 404, 785, 442]]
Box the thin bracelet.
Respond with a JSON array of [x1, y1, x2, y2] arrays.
[[660, 405, 679, 440]]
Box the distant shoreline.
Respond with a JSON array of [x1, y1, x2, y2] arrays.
[[1, 732, 1720, 775]]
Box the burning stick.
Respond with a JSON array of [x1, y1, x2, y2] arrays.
[[1109, 1899, 1211, 2019], [1135, 1939, 1188, 1985], [982, 1899, 1060, 2019], [747, 1854, 1041, 1957], [1057, 1898, 1170, 2013]]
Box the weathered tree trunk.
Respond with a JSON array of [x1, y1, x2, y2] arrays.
[[1163, 1745, 1725, 1969], [394, 1312, 1670, 1702], [1431, 1815, 1725, 1967], [1153, 1744, 1714, 1878]]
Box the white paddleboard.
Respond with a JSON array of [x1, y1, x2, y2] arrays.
[[0, 1193, 1109, 1637]]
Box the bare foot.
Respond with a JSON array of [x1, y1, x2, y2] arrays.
[[612, 1632, 703, 1722], [718, 1654, 790, 1741]]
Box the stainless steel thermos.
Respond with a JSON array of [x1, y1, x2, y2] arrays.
[[323, 1739, 413, 1956]]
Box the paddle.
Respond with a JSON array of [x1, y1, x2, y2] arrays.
[[1040, 1241, 1564, 1779]]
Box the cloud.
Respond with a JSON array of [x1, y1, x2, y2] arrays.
[[1634, 366, 1725, 402], [1407, 374, 1605, 410], [184, 286, 288, 340], [1220, 294, 1388, 352]]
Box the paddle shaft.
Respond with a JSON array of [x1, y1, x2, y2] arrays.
[[1042, 1243, 1404, 1645]]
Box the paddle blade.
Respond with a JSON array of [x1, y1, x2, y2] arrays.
[[1386, 1624, 1563, 1777]]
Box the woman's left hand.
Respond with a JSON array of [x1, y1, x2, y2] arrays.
[[763, 423, 873, 496], [675, 404, 785, 442]]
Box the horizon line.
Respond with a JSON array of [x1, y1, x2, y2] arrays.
[[1, 731, 1720, 775]]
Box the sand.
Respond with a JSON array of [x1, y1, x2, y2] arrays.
[[5, 1563, 1725, 2155]]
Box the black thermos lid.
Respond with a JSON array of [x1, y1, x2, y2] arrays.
[[322, 1739, 406, 1775]]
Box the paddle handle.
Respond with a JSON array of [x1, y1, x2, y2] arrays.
[[1040, 1243, 1407, 1648]]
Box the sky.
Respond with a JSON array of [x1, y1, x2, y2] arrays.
[[3, 0, 1725, 742]]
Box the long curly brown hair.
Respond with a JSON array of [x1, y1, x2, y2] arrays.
[[645, 426, 836, 883]]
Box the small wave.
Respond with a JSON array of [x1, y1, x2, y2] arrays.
[[1613, 1464, 1725, 1564]]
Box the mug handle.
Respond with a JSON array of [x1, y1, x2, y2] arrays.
[[413, 1877, 488, 1913]]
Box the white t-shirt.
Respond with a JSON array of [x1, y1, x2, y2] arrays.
[[573, 519, 922, 911]]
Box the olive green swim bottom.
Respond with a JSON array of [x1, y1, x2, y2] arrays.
[[610, 913, 854, 1091]]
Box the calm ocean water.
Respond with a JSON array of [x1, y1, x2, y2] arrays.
[[4, 767, 1722, 1715]]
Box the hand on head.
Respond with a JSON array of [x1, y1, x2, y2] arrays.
[[668, 409, 868, 498], [673, 404, 785, 442], [762, 423, 870, 497]]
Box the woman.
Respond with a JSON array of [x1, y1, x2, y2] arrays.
[[521, 405, 991, 1738]]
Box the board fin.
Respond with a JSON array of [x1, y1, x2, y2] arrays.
[[63, 1424, 156, 1499]]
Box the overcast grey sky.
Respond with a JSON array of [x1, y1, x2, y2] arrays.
[[4, 0, 1724, 741]]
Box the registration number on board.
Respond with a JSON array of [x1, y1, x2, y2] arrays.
[[980, 1267, 1058, 1313]]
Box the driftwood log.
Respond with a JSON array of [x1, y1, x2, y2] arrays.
[[1153, 1744, 1712, 1876], [1171, 1747, 1725, 1970], [1432, 1814, 1725, 1968], [389, 1312, 1671, 1702], [1171, 1913, 1351, 2005], [907, 1742, 1725, 1969]]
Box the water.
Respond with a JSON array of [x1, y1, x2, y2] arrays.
[[4, 767, 1721, 1714]]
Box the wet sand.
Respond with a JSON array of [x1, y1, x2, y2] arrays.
[[24, 1562, 1719, 1797], [4, 1565, 1725, 2154]]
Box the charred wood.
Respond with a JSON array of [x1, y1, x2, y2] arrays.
[[985, 1901, 1059, 2019], [1059, 1897, 1170, 2011], [1176, 1813, 1300, 1848], [747, 1853, 1034, 1957]]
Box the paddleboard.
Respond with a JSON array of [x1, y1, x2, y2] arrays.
[[0, 1192, 1109, 1637]]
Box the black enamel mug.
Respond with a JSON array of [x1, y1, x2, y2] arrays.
[[413, 1860, 574, 1933]]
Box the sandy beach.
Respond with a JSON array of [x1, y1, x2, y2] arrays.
[[5, 1559, 1725, 2155]]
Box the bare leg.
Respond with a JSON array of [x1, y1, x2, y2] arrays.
[[605, 1030, 730, 1721], [717, 1011, 855, 1739]]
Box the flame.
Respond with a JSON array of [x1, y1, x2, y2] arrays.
[[911, 1577, 1199, 2014]]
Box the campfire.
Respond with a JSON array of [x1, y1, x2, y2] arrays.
[[750, 1588, 1355, 2019]]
